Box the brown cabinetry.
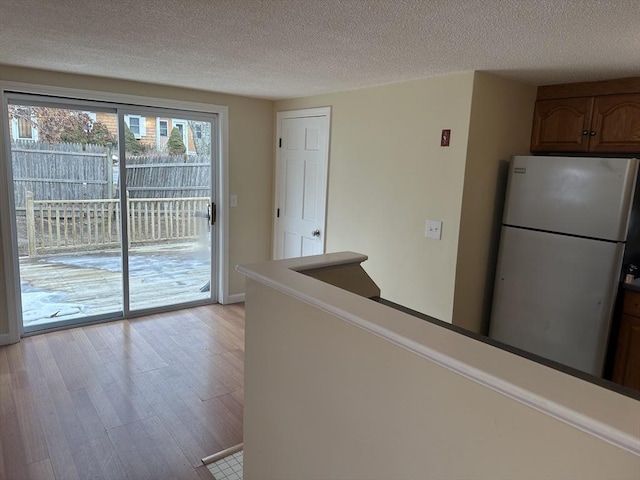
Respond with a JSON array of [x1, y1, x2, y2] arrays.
[[530, 78, 640, 154], [612, 290, 640, 392], [531, 97, 593, 152], [591, 94, 640, 153]]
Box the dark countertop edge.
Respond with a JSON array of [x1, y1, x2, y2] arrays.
[[371, 296, 640, 401]]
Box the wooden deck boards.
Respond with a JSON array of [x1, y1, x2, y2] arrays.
[[0, 303, 245, 480], [19, 243, 211, 327]]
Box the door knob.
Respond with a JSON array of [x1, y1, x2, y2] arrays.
[[312, 229, 320, 237]]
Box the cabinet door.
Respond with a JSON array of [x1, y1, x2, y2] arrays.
[[590, 93, 640, 153], [612, 313, 640, 391], [530, 97, 593, 152]]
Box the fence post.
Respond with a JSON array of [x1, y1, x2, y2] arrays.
[[25, 191, 37, 257], [106, 151, 113, 199]]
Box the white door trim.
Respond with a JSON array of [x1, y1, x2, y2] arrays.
[[273, 107, 331, 259], [0, 90, 20, 344], [0, 81, 231, 344]]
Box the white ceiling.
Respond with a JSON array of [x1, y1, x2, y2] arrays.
[[1, 0, 639, 100]]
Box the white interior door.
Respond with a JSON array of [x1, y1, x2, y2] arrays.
[[274, 108, 330, 260]]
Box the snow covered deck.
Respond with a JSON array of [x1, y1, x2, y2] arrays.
[[19, 243, 211, 327]]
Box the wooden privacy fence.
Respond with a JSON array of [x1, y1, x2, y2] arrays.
[[126, 155, 210, 198], [24, 192, 210, 257], [12, 141, 112, 209], [12, 142, 210, 209]]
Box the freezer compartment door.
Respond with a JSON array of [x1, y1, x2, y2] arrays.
[[489, 227, 624, 376], [503, 155, 638, 241]]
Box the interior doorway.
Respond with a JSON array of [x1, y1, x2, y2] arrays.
[[4, 94, 219, 333], [273, 107, 331, 259]]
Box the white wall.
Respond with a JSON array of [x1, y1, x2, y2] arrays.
[[275, 73, 476, 320]]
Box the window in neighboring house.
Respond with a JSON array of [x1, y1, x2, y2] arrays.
[[195, 124, 202, 139], [159, 120, 168, 137], [125, 115, 146, 139], [12, 111, 38, 141], [129, 117, 140, 136]]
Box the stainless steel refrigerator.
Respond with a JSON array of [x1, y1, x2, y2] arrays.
[[489, 155, 639, 376]]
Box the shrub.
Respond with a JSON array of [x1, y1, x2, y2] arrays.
[[124, 124, 144, 154], [58, 114, 116, 147], [166, 127, 186, 155]]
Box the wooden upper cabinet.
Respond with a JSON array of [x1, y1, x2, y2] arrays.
[[530, 97, 593, 152], [590, 94, 640, 153], [530, 77, 640, 154]]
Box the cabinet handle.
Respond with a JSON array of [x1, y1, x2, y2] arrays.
[[590, 131, 596, 136], [582, 130, 589, 136]]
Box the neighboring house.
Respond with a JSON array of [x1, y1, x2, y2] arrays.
[[9, 108, 96, 143], [95, 112, 197, 153], [8, 108, 199, 156], [9, 107, 37, 141], [155, 117, 197, 153]]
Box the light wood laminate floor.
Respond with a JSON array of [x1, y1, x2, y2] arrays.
[[0, 303, 245, 480]]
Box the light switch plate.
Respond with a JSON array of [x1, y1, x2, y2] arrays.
[[425, 219, 442, 240], [230, 194, 238, 208]]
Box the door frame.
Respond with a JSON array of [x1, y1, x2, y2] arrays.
[[273, 107, 331, 259], [0, 81, 230, 344]]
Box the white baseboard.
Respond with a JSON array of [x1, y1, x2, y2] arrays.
[[225, 293, 245, 304], [0, 332, 18, 346]]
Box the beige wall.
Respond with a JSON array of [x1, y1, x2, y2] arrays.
[[452, 73, 537, 333], [244, 278, 640, 479], [0, 66, 273, 335], [275, 73, 476, 320], [0, 68, 536, 335]]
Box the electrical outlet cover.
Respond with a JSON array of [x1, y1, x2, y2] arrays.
[[425, 219, 442, 240]]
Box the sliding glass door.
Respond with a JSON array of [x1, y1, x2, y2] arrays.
[[8, 100, 123, 331], [122, 109, 215, 312], [5, 96, 217, 333]]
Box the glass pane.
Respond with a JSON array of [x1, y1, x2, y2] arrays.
[[129, 117, 139, 134], [8, 103, 123, 331], [125, 115, 212, 311]]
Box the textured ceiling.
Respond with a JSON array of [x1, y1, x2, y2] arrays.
[[1, 0, 639, 100]]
